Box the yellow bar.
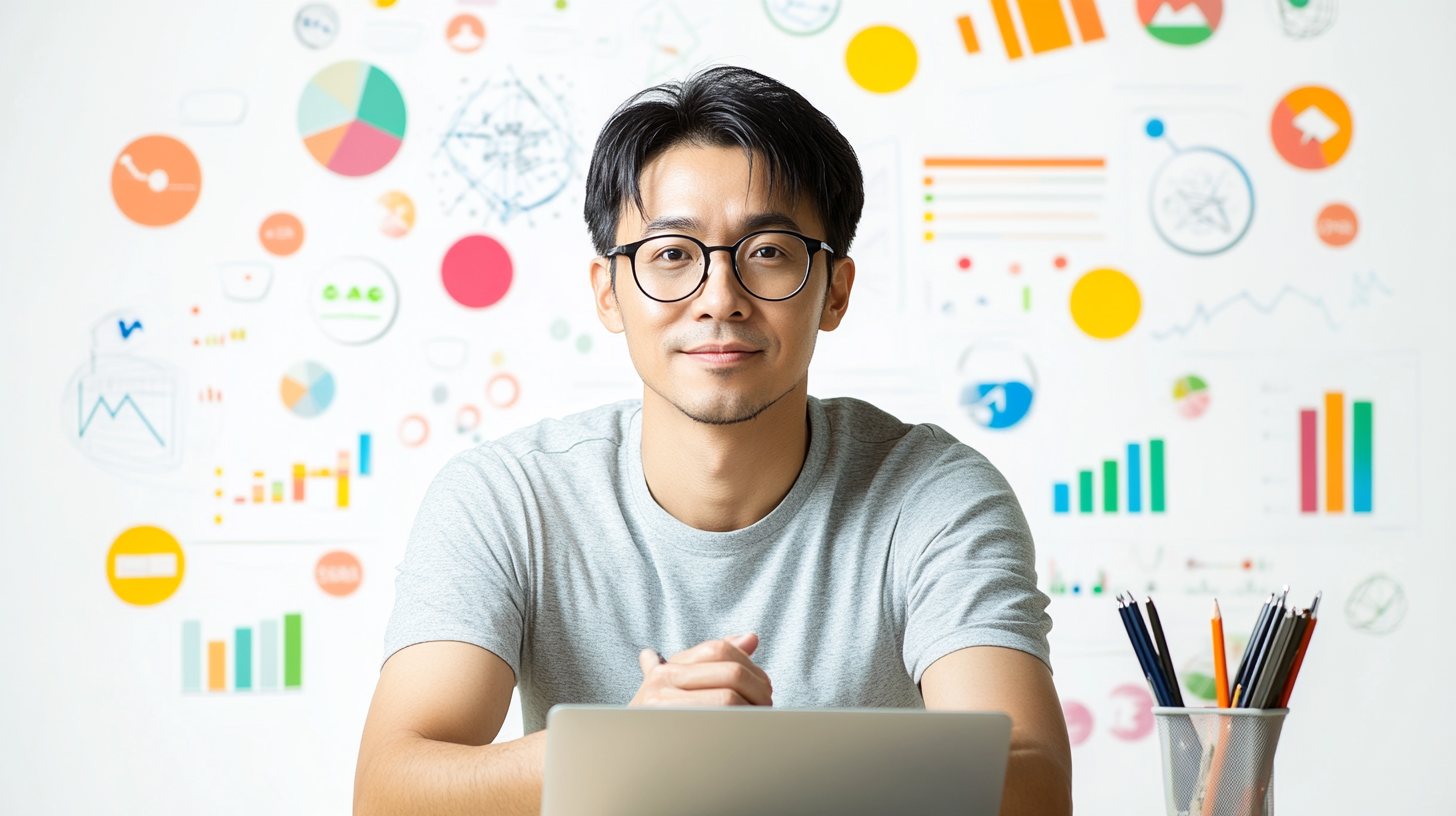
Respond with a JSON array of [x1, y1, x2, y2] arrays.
[[208, 641, 226, 691], [1068, 0, 1106, 42], [956, 14, 981, 54], [1325, 392, 1344, 512], [1017, 0, 1073, 54], [988, 0, 1023, 59], [337, 451, 350, 508]]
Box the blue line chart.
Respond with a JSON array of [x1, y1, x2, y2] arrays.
[[78, 386, 166, 446], [1152, 271, 1393, 340]]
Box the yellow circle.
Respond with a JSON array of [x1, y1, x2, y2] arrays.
[[845, 25, 918, 94], [106, 526, 185, 606], [1070, 268, 1141, 339]]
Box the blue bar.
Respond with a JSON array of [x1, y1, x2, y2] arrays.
[[1053, 482, 1070, 513], [359, 433, 372, 476], [1127, 443, 1142, 513], [235, 627, 253, 691], [182, 621, 201, 692]]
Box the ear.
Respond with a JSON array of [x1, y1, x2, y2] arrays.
[[591, 255, 625, 334], [818, 256, 855, 332]]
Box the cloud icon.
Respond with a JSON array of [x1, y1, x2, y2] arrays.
[[1292, 105, 1340, 144]]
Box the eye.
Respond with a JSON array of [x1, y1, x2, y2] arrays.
[[662, 248, 688, 262], [751, 245, 781, 258]]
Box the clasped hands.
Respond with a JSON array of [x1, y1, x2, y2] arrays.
[[630, 633, 772, 707]]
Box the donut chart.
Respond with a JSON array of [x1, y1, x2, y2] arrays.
[[298, 61, 407, 176]]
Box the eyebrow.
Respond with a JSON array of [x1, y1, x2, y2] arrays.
[[639, 211, 803, 237]]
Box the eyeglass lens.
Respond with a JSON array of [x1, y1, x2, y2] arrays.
[[631, 232, 812, 301]]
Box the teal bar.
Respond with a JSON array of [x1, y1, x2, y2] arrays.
[[284, 613, 303, 689], [260, 619, 279, 690], [1151, 439, 1166, 513], [1078, 470, 1094, 513], [182, 621, 201, 692], [1103, 460, 1118, 513], [235, 627, 253, 691], [1353, 401, 1372, 512]]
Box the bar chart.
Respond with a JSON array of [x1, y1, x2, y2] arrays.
[[182, 613, 302, 693], [213, 433, 370, 524], [921, 156, 1108, 243], [1300, 391, 1373, 514], [1053, 439, 1166, 515]]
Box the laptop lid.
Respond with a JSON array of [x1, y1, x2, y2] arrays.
[[541, 706, 1012, 816]]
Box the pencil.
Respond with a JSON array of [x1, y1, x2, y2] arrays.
[[1249, 610, 1297, 708], [1212, 599, 1230, 708], [1277, 592, 1321, 708], [1238, 588, 1288, 707], [1127, 595, 1175, 706], [1232, 593, 1274, 696], [1145, 596, 1185, 706], [1117, 595, 1169, 705]]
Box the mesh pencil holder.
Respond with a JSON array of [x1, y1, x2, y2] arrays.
[[1153, 707, 1288, 816]]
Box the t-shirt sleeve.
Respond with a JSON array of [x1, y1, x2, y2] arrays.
[[381, 446, 531, 680], [897, 433, 1052, 682]]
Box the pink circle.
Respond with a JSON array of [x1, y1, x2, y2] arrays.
[[442, 235, 513, 308], [1063, 700, 1094, 746], [1107, 683, 1155, 742], [957, 256, 972, 271]]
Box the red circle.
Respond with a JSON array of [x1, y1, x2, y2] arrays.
[[1054, 255, 1067, 269], [442, 235, 513, 308], [1316, 203, 1358, 247], [957, 256, 972, 271]]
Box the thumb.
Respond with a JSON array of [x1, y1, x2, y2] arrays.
[[638, 648, 659, 676], [725, 633, 759, 656]]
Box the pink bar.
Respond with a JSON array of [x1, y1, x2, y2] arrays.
[[1300, 409, 1318, 513]]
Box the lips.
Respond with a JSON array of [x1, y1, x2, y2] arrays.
[[681, 344, 760, 365]]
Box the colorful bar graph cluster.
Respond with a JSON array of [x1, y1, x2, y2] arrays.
[[224, 433, 370, 512], [182, 613, 303, 693], [1299, 392, 1373, 514], [1054, 439, 1166, 515], [963, 0, 1104, 59]]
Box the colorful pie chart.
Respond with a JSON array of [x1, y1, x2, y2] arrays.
[[1271, 86, 1351, 170], [280, 361, 336, 418], [298, 61, 407, 177], [1173, 375, 1210, 418]]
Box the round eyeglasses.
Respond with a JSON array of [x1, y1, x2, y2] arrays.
[[606, 230, 835, 303]]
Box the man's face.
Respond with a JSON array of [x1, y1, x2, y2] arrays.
[[591, 143, 853, 425]]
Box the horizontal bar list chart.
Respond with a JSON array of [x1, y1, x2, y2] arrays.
[[182, 613, 302, 693], [1054, 439, 1165, 515]]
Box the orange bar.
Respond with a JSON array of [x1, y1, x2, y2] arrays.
[[1017, 0, 1073, 54], [988, 0, 1023, 59], [1068, 0, 1106, 42], [924, 157, 1105, 167], [207, 641, 226, 691], [1325, 392, 1344, 512], [956, 14, 981, 54], [252, 484, 264, 503]]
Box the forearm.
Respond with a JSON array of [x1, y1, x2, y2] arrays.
[[999, 746, 1072, 816], [354, 729, 546, 816]]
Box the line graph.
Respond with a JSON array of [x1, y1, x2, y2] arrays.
[[78, 388, 165, 446], [1152, 271, 1393, 339], [65, 355, 183, 472]]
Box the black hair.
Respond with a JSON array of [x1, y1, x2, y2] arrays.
[[584, 66, 864, 269]]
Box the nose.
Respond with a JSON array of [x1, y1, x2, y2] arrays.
[[690, 247, 752, 321]]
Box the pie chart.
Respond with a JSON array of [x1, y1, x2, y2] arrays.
[[1173, 375, 1210, 418], [1271, 86, 1351, 170], [298, 61, 407, 177], [280, 361, 336, 418]]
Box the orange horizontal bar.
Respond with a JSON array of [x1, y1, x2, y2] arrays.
[[926, 157, 1105, 168]]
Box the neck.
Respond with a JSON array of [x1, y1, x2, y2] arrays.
[[639, 380, 811, 533]]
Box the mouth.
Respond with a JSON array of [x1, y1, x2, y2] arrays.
[[680, 343, 761, 366]]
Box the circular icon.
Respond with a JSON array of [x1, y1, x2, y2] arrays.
[[399, 414, 430, 446], [259, 212, 305, 256], [1063, 701, 1094, 747], [457, 404, 481, 433], [309, 258, 399, 345], [443, 235, 514, 308], [1316, 203, 1358, 247], [763, 0, 840, 36], [298, 61, 407, 177], [957, 344, 1037, 430], [576, 334, 593, 354], [280, 361, 336, 418], [446, 14, 486, 52], [1173, 375, 1210, 418], [107, 526, 185, 605], [294, 3, 339, 49], [1276, 0, 1337, 40], [1345, 574, 1407, 635], [1150, 147, 1254, 256], [845, 26, 917, 94], [378, 190, 415, 237], [111, 135, 201, 227], [1138, 0, 1221, 45], [315, 550, 363, 596], [487, 373, 520, 408], [1107, 683, 1155, 741], [1271, 86, 1352, 170], [1070, 268, 1141, 340]]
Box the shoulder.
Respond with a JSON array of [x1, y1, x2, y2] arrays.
[[431, 399, 640, 489], [818, 396, 995, 475]]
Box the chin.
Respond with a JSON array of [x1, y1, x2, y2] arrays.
[[670, 392, 777, 426]]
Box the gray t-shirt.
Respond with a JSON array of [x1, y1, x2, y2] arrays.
[[384, 396, 1051, 733]]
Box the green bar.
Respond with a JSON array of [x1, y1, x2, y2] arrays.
[[1150, 439, 1166, 513], [1103, 460, 1118, 513], [1353, 401, 1372, 512], [235, 627, 253, 691], [1078, 470, 1093, 513], [1022, 286, 1031, 311], [284, 613, 302, 688]]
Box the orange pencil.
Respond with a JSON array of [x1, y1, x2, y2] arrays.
[[1212, 599, 1230, 708], [1277, 592, 1321, 708]]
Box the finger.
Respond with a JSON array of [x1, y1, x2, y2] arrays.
[[664, 662, 773, 707], [639, 687, 753, 708], [669, 638, 769, 683], [724, 632, 759, 656], [638, 648, 658, 677]]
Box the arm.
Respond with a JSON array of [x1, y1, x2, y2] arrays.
[[921, 645, 1072, 816], [354, 641, 544, 816]]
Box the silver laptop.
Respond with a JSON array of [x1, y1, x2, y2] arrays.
[[541, 706, 1012, 816]]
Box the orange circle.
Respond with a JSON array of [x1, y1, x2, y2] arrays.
[[399, 414, 430, 446], [486, 373, 519, 408], [446, 14, 486, 52], [111, 135, 201, 227], [1316, 203, 1358, 247], [259, 212, 305, 256], [316, 550, 363, 596]]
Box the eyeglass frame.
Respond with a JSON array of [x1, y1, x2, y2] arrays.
[[605, 229, 836, 303]]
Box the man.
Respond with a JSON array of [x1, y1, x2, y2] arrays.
[[355, 66, 1071, 816]]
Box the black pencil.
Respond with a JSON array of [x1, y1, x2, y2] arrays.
[[1240, 588, 1290, 707], [1231, 593, 1274, 695], [1144, 596, 1185, 707]]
